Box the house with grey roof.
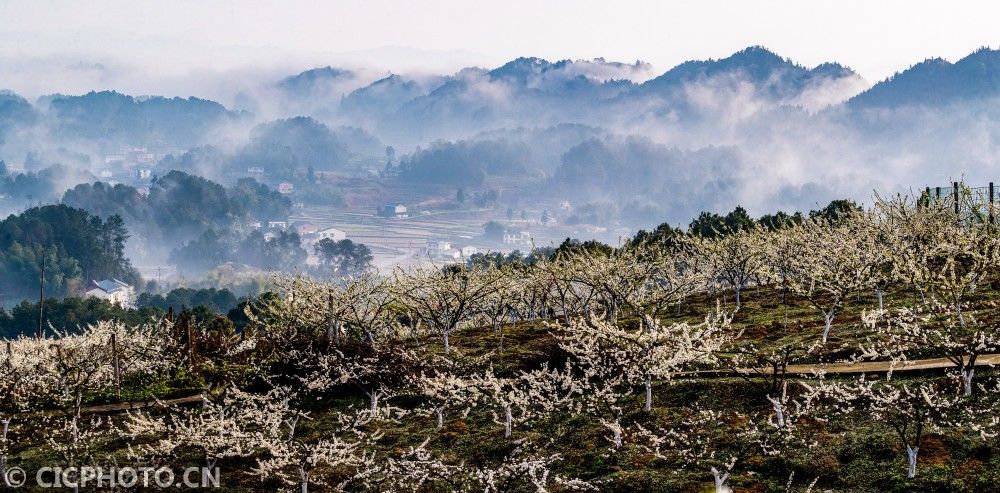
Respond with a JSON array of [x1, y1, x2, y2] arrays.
[[85, 279, 134, 308]]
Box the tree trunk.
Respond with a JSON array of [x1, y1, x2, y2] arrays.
[[436, 407, 444, 429], [642, 315, 655, 333], [327, 293, 337, 346], [711, 467, 730, 493], [442, 331, 450, 355], [0, 417, 8, 477], [875, 289, 884, 311], [961, 368, 975, 396], [734, 285, 742, 310], [71, 417, 79, 493], [906, 445, 919, 479], [767, 395, 785, 428], [368, 390, 380, 416], [299, 466, 309, 493], [606, 301, 618, 323], [611, 424, 622, 449], [504, 404, 512, 438], [644, 374, 653, 412], [821, 309, 836, 343]]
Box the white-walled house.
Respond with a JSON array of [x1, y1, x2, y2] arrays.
[[427, 239, 452, 258], [379, 203, 409, 218], [316, 227, 347, 241], [440, 248, 462, 261], [294, 222, 318, 236], [503, 231, 532, 246], [85, 279, 134, 308]]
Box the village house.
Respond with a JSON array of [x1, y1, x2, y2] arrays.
[[294, 222, 318, 236], [459, 245, 478, 257], [277, 182, 294, 194], [378, 203, 408, 218], [427, 239, 452, 258], [439, 248, 462, 261], [503, 230, 532, 246], [316, 226, 347, 241], [85, 279, 134, 308]]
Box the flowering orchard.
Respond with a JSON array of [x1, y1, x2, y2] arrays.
[[4, 195, 1000, 491]]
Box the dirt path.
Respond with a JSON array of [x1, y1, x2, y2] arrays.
[[779, 353, 1000, 375], [18, 393, 206, 418], [79, 393, 206, 414]]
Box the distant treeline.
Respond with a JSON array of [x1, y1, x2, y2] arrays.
[[160, 117, 383, 179], [63, 170, 292, 242], [0, 287, 245, 339], [0, 204, 141, 301]]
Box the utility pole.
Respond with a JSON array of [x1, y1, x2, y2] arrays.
[[37, 253, 45, 339]]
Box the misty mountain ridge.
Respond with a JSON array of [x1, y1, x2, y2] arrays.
[[276, 66, 356, 96], [635, 46, 861, 101], [849, 47, 1000, 108], [38, 90, 247, 147], [5, 46, 1000, 230], [4, 46, 1000, 150]]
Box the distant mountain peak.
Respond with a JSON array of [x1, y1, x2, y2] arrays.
[[811, 62, 857, 78], [489, 57, 555, 82], [728, 45, 786, 64], [277, 66, 355, 94], [849, 47, 1000, 108], [637, 47, 821, 96]]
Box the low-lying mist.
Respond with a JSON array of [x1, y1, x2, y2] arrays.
[[2, 46, 1000, 234]]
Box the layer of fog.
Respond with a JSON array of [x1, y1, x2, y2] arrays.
[[3, 52, 1000, 240]]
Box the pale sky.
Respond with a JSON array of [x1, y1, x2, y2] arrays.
[[1, 0, 998, 89]]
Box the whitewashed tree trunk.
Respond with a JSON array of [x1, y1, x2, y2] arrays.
[[961, 368, 975, 396], [906, 445, 919, 479], [442, 331, 450, 355], [642, 373, 653, 412], [504, 404, 513, 438], [875, 289, 884, 311], [71, 417, 79, 493], [299, 466, 309, 493], [644, 374, 653, 412], [734, 285, 742, 310], [435, 407, 444, 429], [711, 466, 730, 493], [767, 395, 786, 428], [367, 389, 380, 416], [821, 309, 836, 343]]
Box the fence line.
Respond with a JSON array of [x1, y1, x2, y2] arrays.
[[924, 181, 997, 223]]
